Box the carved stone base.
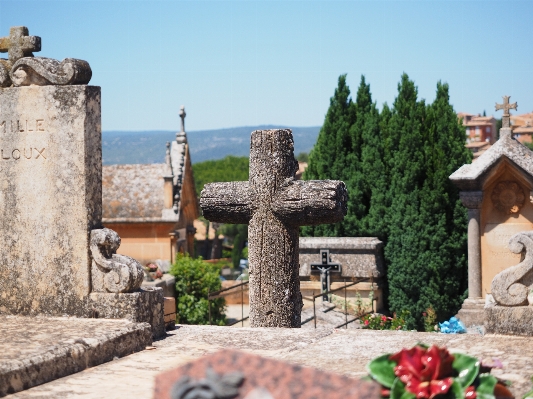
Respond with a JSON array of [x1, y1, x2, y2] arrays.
[[456, 298, 486, 327], [89, 287, 165, 339], [485, 305, 533, 336]]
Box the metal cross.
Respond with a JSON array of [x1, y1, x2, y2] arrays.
[[310, 249, 341, 302], [0, 26, 41, 64], [495, 95, 518, 128]]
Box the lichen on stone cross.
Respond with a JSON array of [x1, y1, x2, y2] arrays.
[[200, 129, 347, 328], [495, 95, 518, 129], [0, 26, 41, 64]]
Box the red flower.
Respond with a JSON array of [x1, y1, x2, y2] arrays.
[[381, 316, 387, 322], [364, 320, 370, 326], [389, 345, 455, 399], [465, 386, 476, 399]]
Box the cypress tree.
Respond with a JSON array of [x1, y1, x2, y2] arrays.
[[417, 82, 471, 322], [303, 74, 355, 237], [384, 74, 428, 329]]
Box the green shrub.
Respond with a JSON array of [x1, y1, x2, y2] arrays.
[[169, 253, 226, 325]]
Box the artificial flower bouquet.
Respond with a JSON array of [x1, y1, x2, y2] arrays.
[[366, 344, 514, 399]]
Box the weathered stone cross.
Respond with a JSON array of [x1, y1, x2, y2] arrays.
[[200, 129, 347, 327], [495, 95, 517, 128], [0, 26, 41, 64]]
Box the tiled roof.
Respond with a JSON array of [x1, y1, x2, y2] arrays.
[[102, 164, 177, 221]]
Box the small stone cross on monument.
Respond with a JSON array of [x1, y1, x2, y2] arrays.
[[495, 95, 517, 129], [201, 129, 347, 327], [0, 26, 41, 63]]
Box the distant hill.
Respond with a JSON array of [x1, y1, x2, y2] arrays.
[[102, 125, 320, 165]]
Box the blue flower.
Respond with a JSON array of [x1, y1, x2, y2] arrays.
[[439, 316, 466, 334]]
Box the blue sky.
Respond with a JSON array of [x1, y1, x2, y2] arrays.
[[0, 1, 532, 131]]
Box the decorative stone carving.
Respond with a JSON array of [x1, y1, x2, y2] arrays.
[[170, 368, 244, 399], [491, 231, 533, 306], [0, 26, 91, 87], [459, 191, 483, 209], [90, 228, 144, 293], [491, 181, 525, 214], [11, 57, 92, 86]]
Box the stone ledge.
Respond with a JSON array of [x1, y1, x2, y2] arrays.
[[0, 315, 152, 396], [89, 287, 165, 339], [485, 305, 533, 336]]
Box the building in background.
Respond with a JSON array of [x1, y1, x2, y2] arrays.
[[458, 112, 497, 144], [102, 106, 199, 268], [511, 112, 533, 144]]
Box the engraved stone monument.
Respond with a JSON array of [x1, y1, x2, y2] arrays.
[[450, 95, 533, 327], [0, 26, 163, 337], [200, 129, 347, 327]]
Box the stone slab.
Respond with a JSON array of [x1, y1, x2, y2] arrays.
[[485, 305, 533, 336], [299, 237, 384, 278], [0, 85, 101, 317], [153, 349, 380, 399], [89, 287, 165, 338], [10, 326, 533, 399], [0, 315, 152, 396]]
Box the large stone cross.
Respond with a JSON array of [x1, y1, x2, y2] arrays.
[[495, 95, 517, 128], [200, 129, 347, 327], [0, 26, 41, 64]]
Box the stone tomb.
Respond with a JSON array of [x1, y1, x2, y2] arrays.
[[298, 237, 384, 311], [450, 96, 533, 327], [153, 349, 379, 399]]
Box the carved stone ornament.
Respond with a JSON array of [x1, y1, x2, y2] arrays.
[[491, 181, 525, 214], [170, 368, 244, 399], [491, 231, 533, 306], [0, 26, 91, 87], [10, 57, 92, 86], [90, 228, 144, 293]]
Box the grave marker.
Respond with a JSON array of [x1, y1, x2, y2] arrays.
[[200, 129, 347, 327], [0, 26, 163, 337]]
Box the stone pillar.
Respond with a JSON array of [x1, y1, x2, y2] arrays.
[[457, 191, 485, 326]]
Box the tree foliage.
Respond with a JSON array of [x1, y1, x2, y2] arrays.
[[170, 253, 226, 325], [192, 155, 249, 196], [303, 73, 471, 329]]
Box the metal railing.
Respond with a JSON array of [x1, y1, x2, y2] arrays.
[[301, 277, 374, 329], [208, 277, 375, 328], [208, 280, 249, 326]]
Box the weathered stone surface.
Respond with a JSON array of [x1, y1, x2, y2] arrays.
[[485, 305, 533, 336], [200, 129, 347, 328], [0, 315, 151, 396], [0, 85, 101, 317], [456, 298, 486, 327], [299, 237, 384, 278], [11, 57, 92, 86], [491, 231, 533, 306], [14, 326, 533, 399], [0, 85, 164, 337], [153, 349, 380, 399], [89, 287, 165, 339]]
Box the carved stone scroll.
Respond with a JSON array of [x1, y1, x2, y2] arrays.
[[491, 231, 533, 306], [90, 228, 144, 293], [10, 57, 92, 86]]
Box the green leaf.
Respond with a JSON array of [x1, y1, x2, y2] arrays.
[[390, 378, 416, 399], [450, 380, 465, 399], [476, 374, 497, 399], [367, 354, 397, 388], [452, 353, 480, 389]]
